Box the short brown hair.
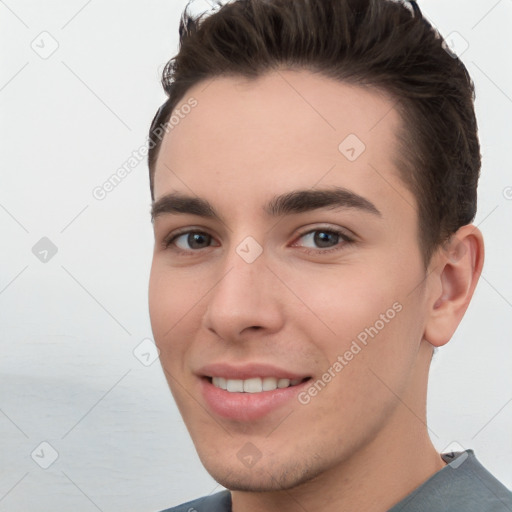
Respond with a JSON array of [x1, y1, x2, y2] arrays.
[[148, 0, 480, 264]]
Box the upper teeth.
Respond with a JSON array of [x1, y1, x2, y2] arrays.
[[212, 377, 302, 393]]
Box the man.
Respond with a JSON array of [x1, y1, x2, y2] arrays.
[[146, 0, 512, 510]]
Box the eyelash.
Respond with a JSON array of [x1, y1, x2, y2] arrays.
[[292, 227, 355, 255], [162, 226, 355, 256]]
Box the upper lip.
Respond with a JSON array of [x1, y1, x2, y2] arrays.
[[197, 362, 310, 380]]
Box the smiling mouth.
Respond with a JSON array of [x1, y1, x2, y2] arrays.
[[207, 376, 311, 393]]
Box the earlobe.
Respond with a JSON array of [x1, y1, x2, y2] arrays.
[[423, 225, 485, 347]]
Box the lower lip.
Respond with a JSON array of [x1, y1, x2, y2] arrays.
[[200, 378, 310, 421]]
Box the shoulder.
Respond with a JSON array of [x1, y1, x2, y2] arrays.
[[157, 490, 231, 512], [390, 450, 512, 512]]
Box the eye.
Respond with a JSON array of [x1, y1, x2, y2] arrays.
[[300, 230, 339, 248], [164, 230, 217, 251], [293, 227, 354, 253]]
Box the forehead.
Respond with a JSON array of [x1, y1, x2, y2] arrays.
[[154, 70, 412, 217]]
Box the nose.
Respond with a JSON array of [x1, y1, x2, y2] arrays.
[[202, 246, 285, 342]]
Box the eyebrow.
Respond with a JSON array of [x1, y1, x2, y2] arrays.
[[151, 187, 381, 222]]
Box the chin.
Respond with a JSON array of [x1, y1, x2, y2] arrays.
[[201, 455, 322, 492]]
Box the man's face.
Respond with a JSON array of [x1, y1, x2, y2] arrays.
[[149, 70, 433, 491]]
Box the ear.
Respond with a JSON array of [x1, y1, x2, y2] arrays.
[[423, 225, 485, 347]]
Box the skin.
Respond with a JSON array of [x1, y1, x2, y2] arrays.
[[148, 70, 484, 512]]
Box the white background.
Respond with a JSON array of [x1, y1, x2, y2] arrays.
[[1, 1, 511, 511]]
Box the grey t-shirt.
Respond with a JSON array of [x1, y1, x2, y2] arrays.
[[159, 450, 512, 512]]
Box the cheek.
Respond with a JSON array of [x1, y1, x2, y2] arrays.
[[148, 265, 208, 422], [287, 260, 421, 382], [289, 271, 421, 447], [287, 263, 396, 340], [148, 264, 199, 367]]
